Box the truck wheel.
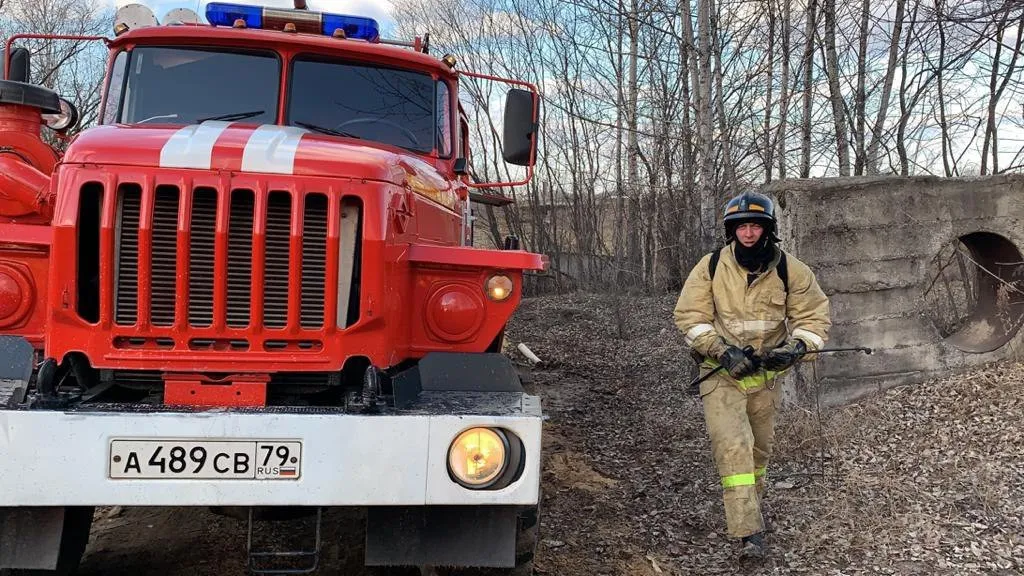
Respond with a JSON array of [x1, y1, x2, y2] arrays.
[[6, 507, 93, 576]]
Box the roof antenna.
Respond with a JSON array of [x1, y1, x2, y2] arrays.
[[294, 0, 308, 8]]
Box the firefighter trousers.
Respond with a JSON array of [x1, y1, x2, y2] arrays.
[[700, 372, 780, 538]]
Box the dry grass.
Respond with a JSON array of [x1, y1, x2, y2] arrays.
[[511, 292, 1024, 576], [767, 361, 1024, 575]]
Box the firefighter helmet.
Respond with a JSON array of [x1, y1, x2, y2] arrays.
[[723, 191, 778, 242]]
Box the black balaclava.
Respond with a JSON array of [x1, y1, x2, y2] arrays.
[[730, 220, 777, 274]]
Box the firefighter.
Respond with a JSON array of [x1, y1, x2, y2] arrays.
[[673, 191, 831, 560]]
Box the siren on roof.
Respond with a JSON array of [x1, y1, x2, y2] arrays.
[[111, 2, 380, 43], [163, 8, 202, 26], [113, 4, 158, 35]]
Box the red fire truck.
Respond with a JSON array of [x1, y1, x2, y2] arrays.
[[0, 3, 544, 574]]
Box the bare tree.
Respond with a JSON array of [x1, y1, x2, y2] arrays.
[[800, 0, 817, 177], [613, 0, 626, 284], [761, 0, 777, 183], [0, 0, 111, 136], [981, 4, 1024, 175], [853, 0, 870, 174], [935, 0, 953, 176], [777, 0, 792, 180], [697, 0, 716, 229], [711, 0, 735, 194], [866, 0, 906, 174], [822, 0, 850, 176], [626, 0, 642, 285], [388, 0, 1024, 293]]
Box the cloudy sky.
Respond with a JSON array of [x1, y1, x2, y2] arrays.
[[111, 0, 396, 32]]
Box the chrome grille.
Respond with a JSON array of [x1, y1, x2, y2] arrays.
[[264, 192, 292, 329], [150, 186, 179, 326], [188, 188, 217, 327], [114, 185, 141, 325], [301, 194, 328, 328]]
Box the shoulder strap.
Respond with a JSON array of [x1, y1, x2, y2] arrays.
[[777, 251, 789, 293], [709, 248, 721, 280]]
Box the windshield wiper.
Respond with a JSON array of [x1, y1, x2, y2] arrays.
[[196, 110, 265, 123], [294, 121, 361, 139]]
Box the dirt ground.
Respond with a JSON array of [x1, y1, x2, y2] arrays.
[[78, 293, 1024, 575]]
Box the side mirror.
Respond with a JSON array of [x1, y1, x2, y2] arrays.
[[502, 88, 538, 166], [4, 47, 31, 83], [43, 98, 80, 133]]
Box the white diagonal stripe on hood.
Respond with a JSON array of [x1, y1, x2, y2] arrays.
[[159, 121, 232, 170], [241, 125, 309, 175]]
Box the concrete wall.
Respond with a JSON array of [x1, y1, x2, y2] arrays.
[[766, 175, 1024, 405]]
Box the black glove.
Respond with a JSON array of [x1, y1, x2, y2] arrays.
[[718, 345, 756, 379], [763, 338, 807, 371]]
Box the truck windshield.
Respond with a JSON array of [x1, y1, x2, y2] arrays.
[[116, 47, 279, 125], [288, 57, 442, 154]]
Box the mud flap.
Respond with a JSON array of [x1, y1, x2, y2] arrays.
[[0, 508, 79, 570], [365, 506, 518, 568], [0, 507, 94, 572], [390, 353, 524, 408], [0, 336, 34, 408]]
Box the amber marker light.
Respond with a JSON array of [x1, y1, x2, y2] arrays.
[[485, 274, 513, 302], [448, 428, 509, 488]]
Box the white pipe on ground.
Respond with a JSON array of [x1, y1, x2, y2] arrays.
[[517, 343, 542, 366]]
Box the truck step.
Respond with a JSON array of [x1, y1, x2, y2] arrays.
[[246, 507, 322, 575]]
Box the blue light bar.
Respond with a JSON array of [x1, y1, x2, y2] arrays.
[[204, 2, 380, 42], [205, 3, 262, 28], [322, 14, 380, 42]]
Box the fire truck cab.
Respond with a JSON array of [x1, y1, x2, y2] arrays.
[[0, 3, 544, 574]]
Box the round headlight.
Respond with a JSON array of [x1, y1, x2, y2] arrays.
[[485, 274, 513, 302], [426, 285, 485, 342], [448, 427, 509, 488], [0, 263, 34, 329]]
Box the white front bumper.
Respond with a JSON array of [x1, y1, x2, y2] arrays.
[[0, 397, 542, 507]]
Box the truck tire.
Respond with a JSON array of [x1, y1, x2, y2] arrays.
[[6, 507, 93, 576]]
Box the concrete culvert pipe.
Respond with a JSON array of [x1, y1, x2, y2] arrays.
[[936, 232, 1024, 354], [767, 174, 1024, 405]]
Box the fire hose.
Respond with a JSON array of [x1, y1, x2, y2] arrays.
[[688, 346, 873, 389]]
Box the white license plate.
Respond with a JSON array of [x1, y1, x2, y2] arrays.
[[109, 439, 302, 480]]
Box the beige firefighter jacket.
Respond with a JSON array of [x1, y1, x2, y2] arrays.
[[673, 243, 831, 367]]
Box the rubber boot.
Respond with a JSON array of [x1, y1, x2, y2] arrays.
[[739, 532, 765, 561]]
